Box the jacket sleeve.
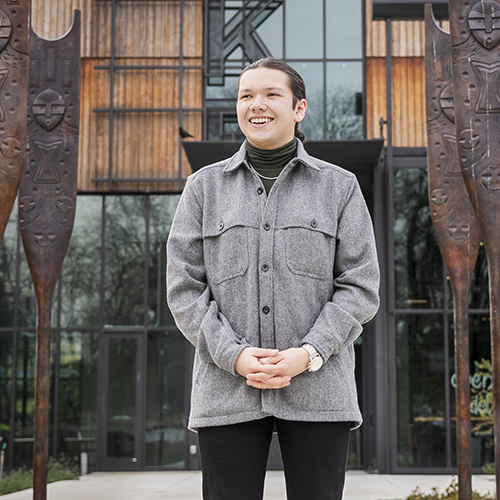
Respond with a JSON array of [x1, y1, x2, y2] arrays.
[[166, 176, 250, 375], [301, 177, 380, 361]]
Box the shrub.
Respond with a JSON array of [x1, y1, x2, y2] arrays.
[[401, 478, 495, 500], [0, 456, 78, 496]]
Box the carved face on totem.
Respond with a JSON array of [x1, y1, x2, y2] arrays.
[[32, 89, 66, 131], [0, 11, 12, 53], [468, 0, 500, 49]]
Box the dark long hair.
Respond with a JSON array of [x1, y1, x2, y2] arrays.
[[238, 58, 307, 142]]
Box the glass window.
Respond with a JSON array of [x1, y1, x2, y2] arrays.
[[0, 332, 13, 450], [57, 331, 99, 469], [326, 0, 362, 59], [0, 213, 17, 326], [60, 197, 102, 328], [148, 195, 181, 327], [326, 62, 363, 140], [13, 331, 36, 468], [469, 245, 489, 310], [396, 314, 447, 468], [285, 0, 323, 59], [256, 3, 283, 59], [104, 196, 146, 327], [289, 61, 323, 140], [146, 331, 186, 467], [394, 168, 443, 309], [449, 315, 493, 469]]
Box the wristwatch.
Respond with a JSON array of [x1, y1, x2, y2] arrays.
[[302, 344, 324, 372]]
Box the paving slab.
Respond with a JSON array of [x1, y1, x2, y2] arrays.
[[0, 470, 496, 500]]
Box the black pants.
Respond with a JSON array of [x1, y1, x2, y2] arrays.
[[198, 417, 351, 500]]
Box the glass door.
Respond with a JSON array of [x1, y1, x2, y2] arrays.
[[98, 333, 145, 470]]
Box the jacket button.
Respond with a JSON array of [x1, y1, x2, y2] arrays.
[[218, 222, 224, 230], [263, 222, 271, 231], [257, 187, 264, 195], [262, 264, 270, 272], [310, 219, 318, 228], [262, 306, 270, 314]]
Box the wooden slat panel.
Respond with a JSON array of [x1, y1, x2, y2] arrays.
[[391, 57, 426, 147], [366, 58, 387, 142], [79, 58, 203, 192], [366, 57, 426, 147], [31, 0, 203, 59]]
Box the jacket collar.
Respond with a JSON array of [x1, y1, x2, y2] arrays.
[[222, 139, 320, 173]]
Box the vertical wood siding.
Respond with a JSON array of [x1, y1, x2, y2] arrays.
[[366, 57, 426, 147], [32, 0, 203, 192]]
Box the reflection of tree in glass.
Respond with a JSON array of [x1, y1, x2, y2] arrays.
[[104, 196, 147, 326], [300, 86, 363, 141], [393, 169, 442, 309], [60, 197, 102, 327], [148, 195, 180, 326]]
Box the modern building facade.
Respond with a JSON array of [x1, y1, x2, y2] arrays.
[[0, 0, 494, 475]]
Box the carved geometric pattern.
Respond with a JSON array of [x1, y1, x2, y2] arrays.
[[0, 10, 12, 54], [439, 84, 455, 123], [447, 218, 472, 240], [468, 0, 500, 49], [33, 140, 63, 183], [457, 128, 481, 150], [32, 88, 66, 131], [0, 136, 21, 158], [33, 224, 56, 247], [470, 60, 500, 113], [477, 163, 500, 191], [0, 68, 8, 122], [442, 133, 462, 176]]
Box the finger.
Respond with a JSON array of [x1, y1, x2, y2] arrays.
[[259, 355, 285, 365], [247, 376, 291, 389], [248, 348, 279, 358], [246, 365, 288, 380]]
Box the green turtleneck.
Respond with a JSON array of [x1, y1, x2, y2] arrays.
[[246, 139, 297, 194]]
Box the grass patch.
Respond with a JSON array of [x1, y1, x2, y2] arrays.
[[400, 478, 496, 500], [0, 456, 78, 496]]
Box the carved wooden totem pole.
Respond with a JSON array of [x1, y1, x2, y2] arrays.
[[0, 0, 30, 243], [449, 1, 500, 496], [18, 12, 81, 500], [425, 5, 481, 498]]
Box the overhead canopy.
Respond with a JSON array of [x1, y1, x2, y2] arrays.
[[372, 0, 448, 20], [182, 139, 384, 213]]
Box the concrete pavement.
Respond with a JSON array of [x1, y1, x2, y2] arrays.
[[0, 470, 496, 500]]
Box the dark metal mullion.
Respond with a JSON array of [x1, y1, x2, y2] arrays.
[[138, 197, 150, 467], [92, 177, 187, 183], [322, 0, 327, 140], [143, 197, 150, 328], [178, 0, 185, 190], [8, 228, 22, 469], [202, 0, 209, 139], [107, 0, 118, 190], [52, 277, 63, 458], [94, 107, 203, 113], [94, 65, 204, 70], [442, 262, 453, 469], [99, 197, 107, 330], [362, 0, 367, 139], [282, 0, 286, 60], [384, 17, 399, 474]]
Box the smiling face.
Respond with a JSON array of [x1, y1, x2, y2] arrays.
[[237, 67, 307, 150]]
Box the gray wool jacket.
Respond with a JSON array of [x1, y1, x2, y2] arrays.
[[166, 140, 380, 431]]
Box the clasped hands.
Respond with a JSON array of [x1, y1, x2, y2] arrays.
[[235, 347, 309, 389]]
